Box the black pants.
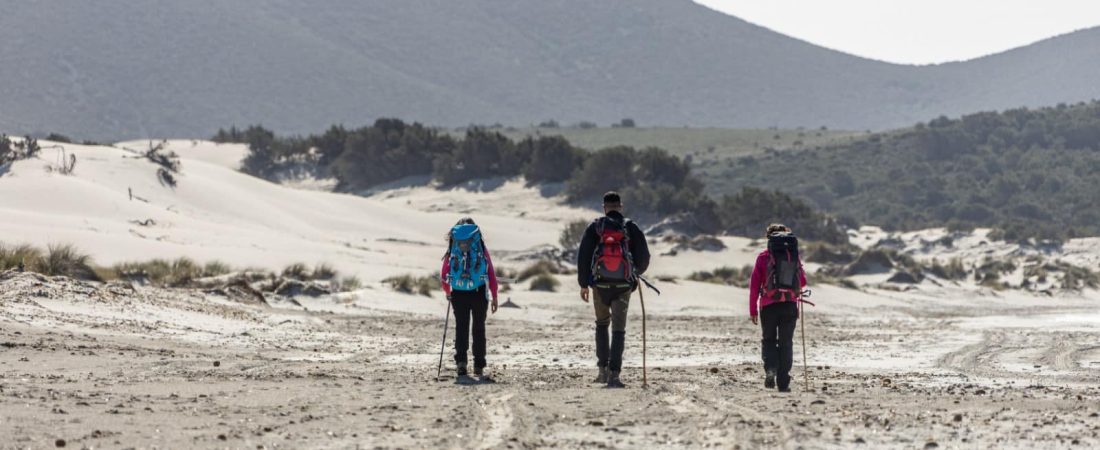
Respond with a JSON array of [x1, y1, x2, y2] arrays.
[[760, 302, 799, 389], [452, 288, 488, 369]]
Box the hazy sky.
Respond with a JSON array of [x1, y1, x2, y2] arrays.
[[695, 0, 1100, 65]]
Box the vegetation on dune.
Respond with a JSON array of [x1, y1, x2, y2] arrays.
[[687, 266, 754, 288], [383, 273, 438, 297], [559, 220, 590, 253], [723, 101, 1100, 242], [1, 135, 41, 166], [0, 242, 361, 294], [223, 119, 845, 239], [528, 273, 560, 292]]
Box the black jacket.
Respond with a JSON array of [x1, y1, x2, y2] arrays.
[[576, 211, 650, 288]]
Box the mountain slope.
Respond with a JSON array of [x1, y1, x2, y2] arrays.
[[1, 0, 1099, 140]]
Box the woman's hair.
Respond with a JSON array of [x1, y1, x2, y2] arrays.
[[766, 223, 790, 237], [443, 217, 484, 260]]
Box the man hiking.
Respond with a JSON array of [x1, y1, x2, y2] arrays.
[[577, 191, 650, 388], [749, 223, 808, 392]]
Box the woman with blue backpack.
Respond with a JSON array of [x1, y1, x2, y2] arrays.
[[440, 217, 499, 383], [749, 223, 808, 392]]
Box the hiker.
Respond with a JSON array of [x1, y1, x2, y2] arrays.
[[441, 217, 499, 383], [577, 191, 651, 388], [749, 223, 808, 392]]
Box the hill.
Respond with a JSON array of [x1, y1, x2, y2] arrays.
[[2, 1, 1100, 140], [719, 101, 1100, 241]]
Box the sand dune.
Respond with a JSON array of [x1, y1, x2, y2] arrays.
[[2, 139, 1098, 448]]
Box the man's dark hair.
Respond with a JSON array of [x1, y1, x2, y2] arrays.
[[603, 191, 622, 205]]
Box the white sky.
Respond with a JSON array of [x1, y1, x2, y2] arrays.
[[694, 0, 1100, 65]]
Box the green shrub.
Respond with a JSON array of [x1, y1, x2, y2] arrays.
[[281, 263, 310, 280], [0, 244, 43, 272], [336, 275, 363, 292], [529, 273, 560, 292], [41, 244, 101, 281], [383, 274, 438, 296], [559, 220, 589, 251], [203, 261, 232, 277], [518, 260, 564, 282], [312, 263, 338, 280], [687, 265, 753, 288]]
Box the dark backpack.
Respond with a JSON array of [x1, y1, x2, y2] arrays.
[[765, 232, 802, 300], [591, 217, 635, 290]]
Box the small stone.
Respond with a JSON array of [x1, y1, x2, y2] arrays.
[[55, 439, 66, 448], [854, 437, 866, 444], [812, 400, 826, 405], [217, 434, 227, 441], [213, 361, 221, 367], [953, 414, 963, 422], [709, 367, 719, 374], [588, 420, 604, 427], [924, 442, 939, 449]]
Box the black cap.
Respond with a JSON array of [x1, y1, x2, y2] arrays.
[[603, 191, 622, 205]]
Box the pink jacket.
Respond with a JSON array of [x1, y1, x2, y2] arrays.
[[440, 247, 499, 301], [749, 250, 807, 317]]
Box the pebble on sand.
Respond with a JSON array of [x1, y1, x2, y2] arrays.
[[54, 439, 65, 448], [214, 361, 221, 367]]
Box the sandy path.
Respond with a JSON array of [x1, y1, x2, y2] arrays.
[[2, 271, 1099, 448]]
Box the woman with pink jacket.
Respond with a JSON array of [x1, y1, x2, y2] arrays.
[[749, 223, 808, 392], [440, 217, 499, 382]]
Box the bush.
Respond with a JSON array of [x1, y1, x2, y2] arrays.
[[383, 274, 438, 296], [687, 266, 753, 288], [203, 261, 232, 277], [720, 187, 847, 245], [282, 263, 310, 280], [41, 244, 101, 281], [336, 276, 363, 292], [312, 263, 338, 280], [0, 244, 43, 272], [559, 220, 589, 251], [529, 273, 560, 292], [113, 257, 208, 287], [521, 136, 585, 183], [518, 260, 564, 282]]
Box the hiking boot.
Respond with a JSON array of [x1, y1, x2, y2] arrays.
[[606, 371, 626, 389], [457, 364, 468, 377], [765, 370, 776, 389], [594, 367, 609, 384], [474, 366, 496, 384], [777, 386, 791, 393]]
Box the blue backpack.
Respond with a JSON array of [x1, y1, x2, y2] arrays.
[[447, 224, 488, 291]]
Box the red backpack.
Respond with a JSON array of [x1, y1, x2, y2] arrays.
[[592, 218, 635, 289]]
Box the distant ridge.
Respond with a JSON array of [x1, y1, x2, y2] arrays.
[[2, 0, 1099, 140]]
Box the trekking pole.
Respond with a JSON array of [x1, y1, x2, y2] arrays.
[[799, 290, 814, 391], [639, 286, 648, 388], [436, 299, 452, 381]]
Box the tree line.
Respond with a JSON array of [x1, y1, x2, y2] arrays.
[[214, 120, 846, 243], [722, 101, 1100, 242]]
